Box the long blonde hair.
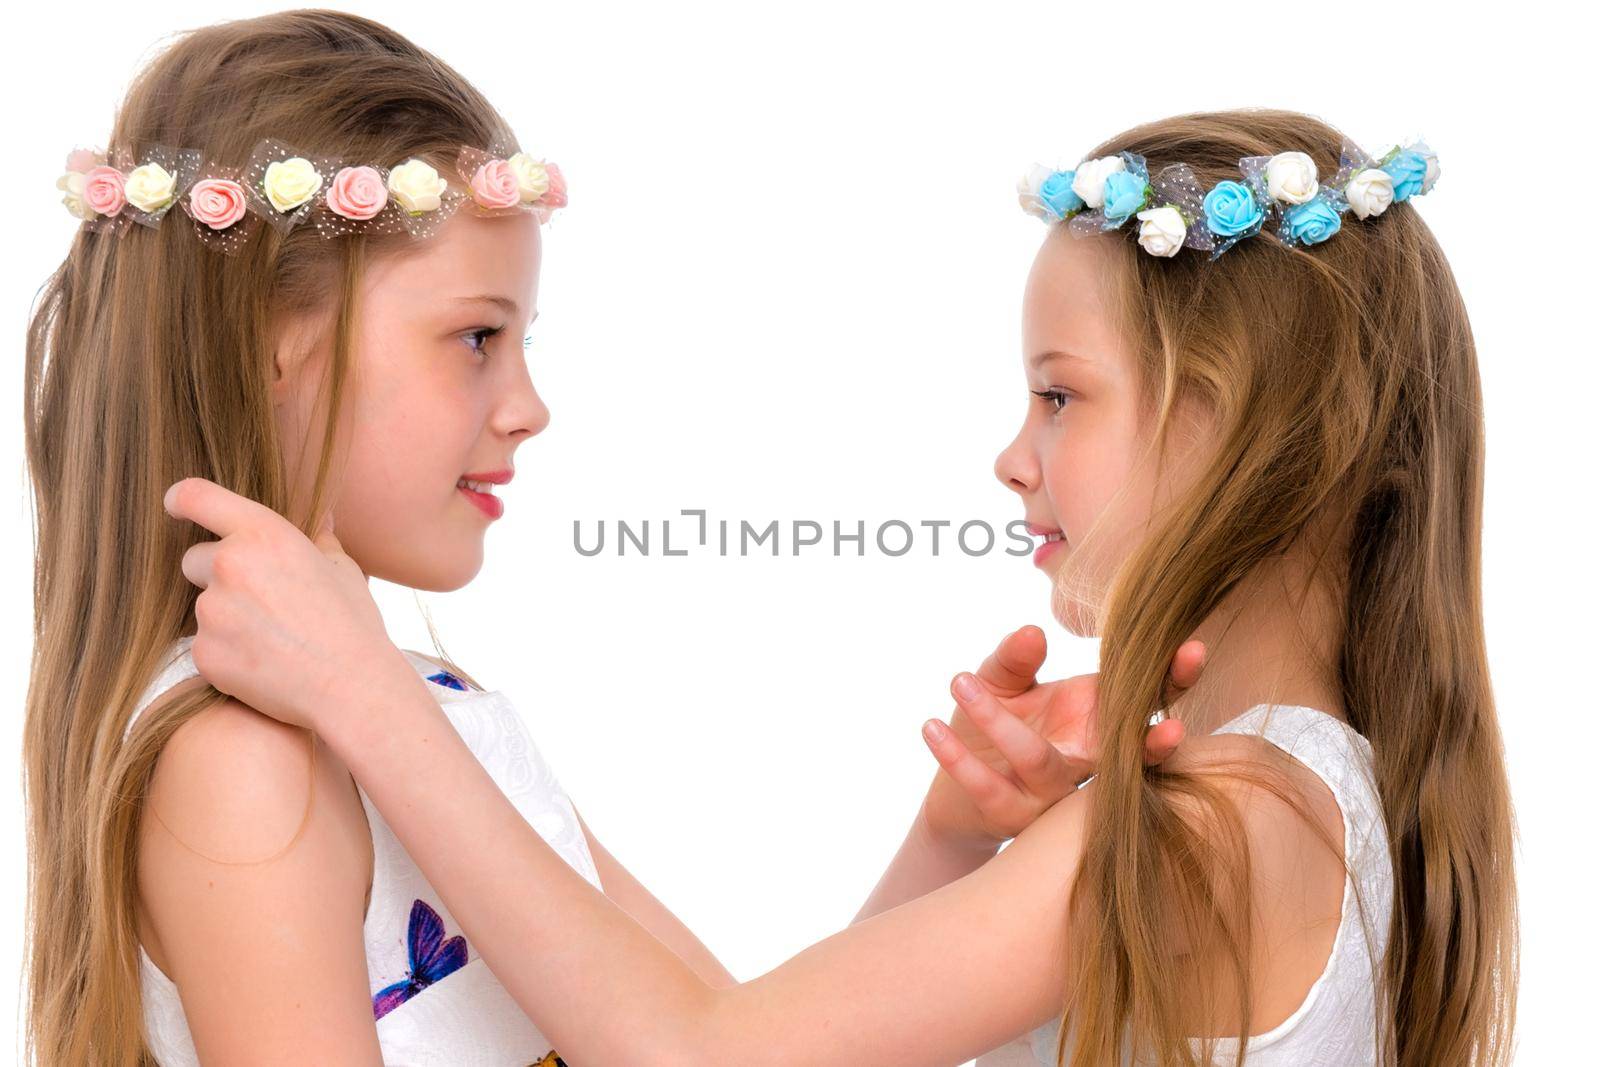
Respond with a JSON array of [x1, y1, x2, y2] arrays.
[[22, 11, 507, 1063], [1048, 109, 1517, 1066]]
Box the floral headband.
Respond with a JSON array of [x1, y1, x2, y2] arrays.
[[1017, 135, 1439, 259], [55, 136, 567, 256]]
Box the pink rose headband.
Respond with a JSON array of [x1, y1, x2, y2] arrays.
[[55, 136, 567, 256]]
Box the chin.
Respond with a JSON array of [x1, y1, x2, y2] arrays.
[[366, 544, 485, 592], [1052, 599, 1100, 637], [1049, 579, 1103, 637]]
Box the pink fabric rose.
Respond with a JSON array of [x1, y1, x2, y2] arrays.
[[469, 159, 521, 209], [189, 178, 248, 230], [541, 162, 568, 209], [326, 165, 389, 220], [82, 165, 126, 217], [65, 148, 99, 174]]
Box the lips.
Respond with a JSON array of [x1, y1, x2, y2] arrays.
[[458, 468, 513, 486], [457, 481, 505, 519], [457, 468, 512, 520], [1025, 522, 1065, 567]]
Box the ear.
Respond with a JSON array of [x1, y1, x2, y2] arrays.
[[268, 310, 330, 406]]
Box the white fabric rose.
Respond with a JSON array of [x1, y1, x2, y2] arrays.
[[56, 171, 94, 220], [387, 159, 449, 213], [1071, 155, 1125, 210], [507, 152, 551, 203], [1016, 164, 1053, 220], [1421, 151, 1441, 194], [263, 156, 324, 213], [125, 162, 177, 213], [1135, 205, 1187, 257], [1265, 151, 1319, 205], [1344, 168, 1394, 220]]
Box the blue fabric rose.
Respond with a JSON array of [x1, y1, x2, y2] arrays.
[[1203, 180, 1264, 237], [1101, 170, 1149, 223], [1039, 171, 1084, 218], [1284, 199, 1342, 245], [1382, 149, 1428, 202]]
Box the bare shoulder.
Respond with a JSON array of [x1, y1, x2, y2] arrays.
[[1160, 729, 1349, 1031], [141, 695, 366, 864], [1164, 730, 1346, 852], [136, 695, 381, 1058]]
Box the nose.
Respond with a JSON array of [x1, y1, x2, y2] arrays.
[[497, 355, 551, 440], [994, 424, 1039, 496]]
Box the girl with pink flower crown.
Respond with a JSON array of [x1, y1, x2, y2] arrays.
[[27, 12, 1516, 1067], [24, 11, 1179, 1066]]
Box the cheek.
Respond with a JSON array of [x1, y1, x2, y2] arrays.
[[343, 378, 474, 505], [1039, 428, 1139, 541]]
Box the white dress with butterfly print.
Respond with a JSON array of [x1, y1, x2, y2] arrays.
[[126, 635, 593, 1067]]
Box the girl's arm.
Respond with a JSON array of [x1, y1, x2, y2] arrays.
[[575, 810, 738, 987], [324, 666, 1086, 1067], [137, 698, 384, 1064], [856, 627, 1048, 923], [856, 632, 1195, 923], [153, 479, 1177, 1062], [852, 801, 999, 923]]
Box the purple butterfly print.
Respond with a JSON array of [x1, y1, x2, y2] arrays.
[[372, 898, 470, 1020], [425, 669, 469, 691]]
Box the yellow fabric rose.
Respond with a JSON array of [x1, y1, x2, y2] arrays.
[[387, 159, 449, 213], [507, 152, 551, 203], [125, 162, 177, 213], [262, 157, 323, 213], [56, 172, 95, 220]]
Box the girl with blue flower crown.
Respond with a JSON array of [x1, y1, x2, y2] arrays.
[[28, 8, 1510, 1062]]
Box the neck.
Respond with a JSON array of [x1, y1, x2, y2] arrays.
[[1172, 552, 1347, 735]]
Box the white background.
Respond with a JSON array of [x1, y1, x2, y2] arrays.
[[4, 2, 1594, 1062]]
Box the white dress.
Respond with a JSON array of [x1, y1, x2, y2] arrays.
[[126, 635, 597, 1067], [977, 704, 1394, 1067]]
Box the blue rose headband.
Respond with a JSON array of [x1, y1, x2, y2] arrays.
[[1017, 135, 1439, 259]]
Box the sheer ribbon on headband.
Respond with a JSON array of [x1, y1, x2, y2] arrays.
[[57, 137, 565, 256], [1017, 135, 1439, 260]]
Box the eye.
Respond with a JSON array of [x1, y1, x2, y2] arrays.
[[463, 325, 504, 359], [1031, 388, 1072, 415]]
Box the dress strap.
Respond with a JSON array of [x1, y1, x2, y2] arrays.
[[125, 636, 202, 740], [1210, 705, 1381, 823]]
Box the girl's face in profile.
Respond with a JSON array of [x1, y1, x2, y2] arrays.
[[994, 228, 1207, 635], [273, 208, 549, 592]]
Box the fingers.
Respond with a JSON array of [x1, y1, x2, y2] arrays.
[[1141, 638, 1202, 765], [921, 717, 1028, 822], [951, 672, 1084, 797], [163, 477, 282, 540], [1164, 639, 1206, 701], [1055, 666, 1184, 768], [974, 625, 1049, 698], [180, 539, 220, 590], [1143, 717, 1185, 765]]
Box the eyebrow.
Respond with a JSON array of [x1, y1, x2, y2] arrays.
[[452, 294, 522, 315], [1029, 349, 1089, 369]]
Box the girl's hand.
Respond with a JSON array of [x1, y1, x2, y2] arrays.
[[918, 627, 1202, 851], [163, 477, 405, 730]]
